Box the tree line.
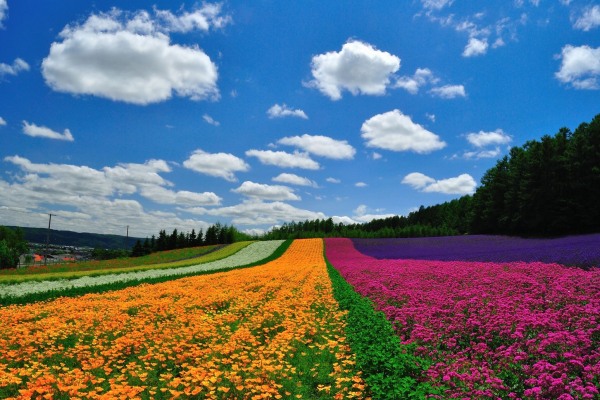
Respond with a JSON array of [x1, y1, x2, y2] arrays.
[[264, 114, 600, 239], [130, 223, 252, 257], [470, 114, 600, 236]]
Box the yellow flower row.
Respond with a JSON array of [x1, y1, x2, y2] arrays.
[[0, 239, 366, 399]]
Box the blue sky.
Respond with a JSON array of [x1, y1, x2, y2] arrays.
[[0, 0, 599, 238]]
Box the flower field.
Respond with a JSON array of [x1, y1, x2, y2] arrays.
[[0, 242, 253, 284], [0, 241, 283, 302], [352, 233, 600, 269], [0, 239, 366, 399], [326, 238, 600, 399]]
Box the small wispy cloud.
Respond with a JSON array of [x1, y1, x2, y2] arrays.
[[267, 103, 308, 119], [22, 121, 74, 141], [203, 114, 220, 126]]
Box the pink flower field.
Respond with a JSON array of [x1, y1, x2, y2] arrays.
[[325, 238, 600, 399]]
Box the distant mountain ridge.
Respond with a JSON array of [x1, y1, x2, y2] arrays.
[[9, 226, 142, 249]]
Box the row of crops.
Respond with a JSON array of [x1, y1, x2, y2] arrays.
[[1, 236, 599, 399]]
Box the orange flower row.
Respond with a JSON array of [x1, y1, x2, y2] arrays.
[[0, 239, 366, 399]]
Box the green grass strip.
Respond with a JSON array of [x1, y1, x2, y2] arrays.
[[324, 244, 440, 399], [0, 242, 252, 284], [0, 240, 292, 306]]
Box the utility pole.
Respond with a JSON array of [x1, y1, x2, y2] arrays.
[[126, 225, 129, 250], [45, 213, 54, 266]]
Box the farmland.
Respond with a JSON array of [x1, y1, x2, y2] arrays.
[[1, 235, 599, 399], [0, 239, 365, 399], [327, 237, 600, 399]]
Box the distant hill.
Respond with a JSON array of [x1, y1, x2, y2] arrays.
[[9, 226, 142, 249]]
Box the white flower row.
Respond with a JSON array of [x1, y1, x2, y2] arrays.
[[0, 240, 284, 299]]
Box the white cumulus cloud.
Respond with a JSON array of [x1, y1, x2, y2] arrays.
[[183, 149, 249, 181], [277, 134, 355, 160], [272, 173, 317, 187], [267, 104, 308, 119], [22, 121, 74, 141], [207, 199, 325, 226], [154, 3, 232, 33], [232, 181, 300, 201], [0, 117, 6, 126], [402, 172, 476, 195], [307, 40, 400, 100], [573, 5, 600, 31], [361, 109, 446, 153], [555, 44, 600, 89], [394, 68, 439, 94], [140, 186, 222, 206], [466, 129, 512, 147], [0, 58, 29, 78], [463, 37, 489, 57], [245, 149, 320, 170], [41, 7, 224, 105]]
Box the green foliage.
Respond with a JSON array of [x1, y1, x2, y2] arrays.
[[0, 226, 29, 269], [471, 113, 600, 236], [325, 249, 439, 399], [262, 210, 466, 240], [91, 247, 130, 260]]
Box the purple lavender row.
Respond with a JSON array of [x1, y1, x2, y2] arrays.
[[352, 233, 600, 268]]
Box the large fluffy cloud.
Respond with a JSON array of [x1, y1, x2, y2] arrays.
[[555, 45, 600, 90], [402, 172, 476, 195], [183, 149, 250, 182], [245, 150, 320, 170], [232, 181, 300, 201], [277, 134, 355, 160], [41, 6, 227, 104], [361, 110, 446, 153], [22, 121, 74, 141], [307, 40, 400, 100]]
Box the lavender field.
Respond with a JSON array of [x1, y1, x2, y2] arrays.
[[352, 234, 600, 269]]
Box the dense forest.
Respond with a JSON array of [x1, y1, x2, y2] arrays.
[[470, 114, 600, 236], [264, 114, 600, 239]]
